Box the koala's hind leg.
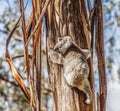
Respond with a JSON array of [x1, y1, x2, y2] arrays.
[[78, 79, 92, 104]]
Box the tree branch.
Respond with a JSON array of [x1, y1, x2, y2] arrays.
[[0, 74, 18, 87], [0, 29, 8, 34]]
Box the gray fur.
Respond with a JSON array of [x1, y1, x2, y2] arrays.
[[48, 36, 92, 104]]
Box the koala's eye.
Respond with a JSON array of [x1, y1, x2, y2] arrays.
[[58, 38, 62, 41]]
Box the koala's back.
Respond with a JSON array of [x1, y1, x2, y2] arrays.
[[63, 54, 89, 87]]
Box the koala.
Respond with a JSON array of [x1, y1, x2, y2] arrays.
[[48, 36, 92, 104]]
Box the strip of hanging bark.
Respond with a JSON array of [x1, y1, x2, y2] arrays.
[[5, 1, 36, 110], [31, 0, 43, 111], [5, 0, 30, 102], [79, 0, 90, 49], [35, 35, 42, 111], [95, 0, 107, 111], [90, 7, 96, 50], [34, 14, 42, 111], [45, 0, 55, 86], [20, 0, 30, 81], [26, 12, 33, 39], [5, 17, 30, 102], [26, 0, 51, 46], [97, 93, 100, 111], [20, 0, 35, 108], [31, 0, 37, 88]]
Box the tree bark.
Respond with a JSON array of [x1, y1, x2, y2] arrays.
[[47, 0, 95, 111], [95, 0, 107, 111]]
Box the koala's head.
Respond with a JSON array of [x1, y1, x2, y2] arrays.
[[54, 36, 72, 54]]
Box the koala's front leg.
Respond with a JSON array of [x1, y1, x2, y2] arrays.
[[48, 48, 63, 65], [78, 79, 92, 104]]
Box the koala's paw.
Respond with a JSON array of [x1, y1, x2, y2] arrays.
[[48, 48, 63, 65]]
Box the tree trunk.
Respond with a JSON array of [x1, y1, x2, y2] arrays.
[[47, 0, 95, 111]]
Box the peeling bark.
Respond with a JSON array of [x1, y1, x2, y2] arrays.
[[47, 0, 95, 111]]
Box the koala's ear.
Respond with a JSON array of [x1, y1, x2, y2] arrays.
[[82, 49, 91, 59]]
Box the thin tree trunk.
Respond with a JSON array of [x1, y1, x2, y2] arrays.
[[95, 0, 107, 111]]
